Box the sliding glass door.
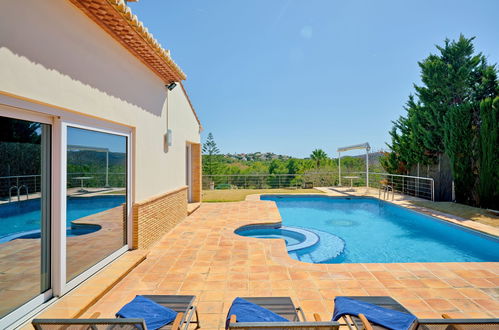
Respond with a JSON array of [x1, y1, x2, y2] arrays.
[[65, 126, 128, 282], [0, 115, 51, 319], [0, 109, 131, 327]]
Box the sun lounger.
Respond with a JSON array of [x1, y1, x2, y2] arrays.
[[227, 297, 339, 329], [332, 296, 499, 330], [32, 294, 199, 330]]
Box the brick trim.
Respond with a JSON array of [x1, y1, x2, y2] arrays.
[[132, 186, 188, 249], [134, 186, 188, 207]]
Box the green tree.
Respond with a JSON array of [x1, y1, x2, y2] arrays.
[[479, 97, 499, 208], [444, 103, 476, 204], [0, 118, 41, 143], [310, 149, 328, 168], [384, 35, 498, 205], [286, 159, 299, 175], [268, 159, 287, 174], [202, 133, 220, 175], [414, 35, 496, 160]]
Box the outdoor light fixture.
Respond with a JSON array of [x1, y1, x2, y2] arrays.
[[164, 129, 173, 147], [164, 82, 176, 151], [166, 82, 177, 91]]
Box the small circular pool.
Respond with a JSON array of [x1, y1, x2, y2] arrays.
[[235, 224, 319, 252], [0, 224, 101, 243]]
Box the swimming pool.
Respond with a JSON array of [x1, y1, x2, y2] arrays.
[[0, 195, 125, 240], [258, 195, 499, 263]]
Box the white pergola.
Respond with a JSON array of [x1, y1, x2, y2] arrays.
[[337, 142, 371, 187]]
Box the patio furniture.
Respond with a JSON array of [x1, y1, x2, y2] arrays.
[[332, 296, 416, 330], [343, 176, 360, 189], [32, 318, 149, 330], [32, 295, 199, 330], [73, 176, 93, 193], [331, 296, 499, 330], [227, 297, 339, 329]]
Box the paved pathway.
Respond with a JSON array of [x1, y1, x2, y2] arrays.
[[84, 200, 499, 329]]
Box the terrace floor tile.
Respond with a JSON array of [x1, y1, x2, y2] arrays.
[[31, 197, 498, 329]]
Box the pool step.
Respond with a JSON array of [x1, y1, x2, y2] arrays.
[[293, 228, 345, 264]]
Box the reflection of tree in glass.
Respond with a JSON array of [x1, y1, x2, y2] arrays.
[[0, 118, 41, 143], [67, 150, 126, 188], [0, 118, 42, 179]]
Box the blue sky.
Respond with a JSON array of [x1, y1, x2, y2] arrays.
[[68, 127, 126, 153], [129, 0, 498, 158]]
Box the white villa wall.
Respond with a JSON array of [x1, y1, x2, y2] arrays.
[[0, 0, 200, 201]]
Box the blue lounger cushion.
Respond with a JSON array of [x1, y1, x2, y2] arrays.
[[116, 295, 178, 330], [332, 297, 417, 330], [226, 297, 289, 329]]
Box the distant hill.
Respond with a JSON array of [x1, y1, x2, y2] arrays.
[[219, 151, 383, 163], [223, 152, 292, 162], [350, 151, 383, 165]]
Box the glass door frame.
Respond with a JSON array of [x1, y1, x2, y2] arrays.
[[59, 121, 132, 295], [0, 93, 134, 328], [0, 105, 54, 330]]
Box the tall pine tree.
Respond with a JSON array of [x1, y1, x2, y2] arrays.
[[383, 35, 498, 205], [202, 133, 220, 175], [479, 97, 499, 208]]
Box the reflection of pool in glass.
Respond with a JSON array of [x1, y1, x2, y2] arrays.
[[0, 195, 125, 241]]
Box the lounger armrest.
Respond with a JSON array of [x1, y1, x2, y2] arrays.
[[228, 321, 340, 329], [358, 314, 373, 330], [296, 306, 307, 321], [171, 312, 184, 330]]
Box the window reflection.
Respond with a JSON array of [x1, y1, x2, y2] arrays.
[[0, 116, 50, 318], [66, 127, 127, 282]]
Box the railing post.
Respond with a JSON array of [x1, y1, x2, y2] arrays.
[[431, 179, 435, 202]]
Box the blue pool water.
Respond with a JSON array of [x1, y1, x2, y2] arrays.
[[0, 195, 126, 239], [260, 195, 499, 263], [238, 228, 303, 246]]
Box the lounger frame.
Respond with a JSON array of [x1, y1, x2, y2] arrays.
[[143, 295, 200, 330], [227, 297, 340, 330], [339, 296, 499, 330], [32, 318, 147, 329], [32, 295, 199, 330]]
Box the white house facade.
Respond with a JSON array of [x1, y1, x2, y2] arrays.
[[0, 0, 201, 327]]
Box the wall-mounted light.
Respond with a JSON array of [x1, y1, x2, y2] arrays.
[[166, 82, 177, 91], [164, 129, 173, 147]]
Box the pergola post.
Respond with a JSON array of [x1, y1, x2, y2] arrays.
[[337, 142, 371, 189], [105, 150, 109, 187], [366, 146, 370, 188], [338, 152, 341, 186]]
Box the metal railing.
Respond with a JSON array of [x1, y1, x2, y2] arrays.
[[66, 172, 126, 189], [0, 173, 126, 201], [203, 171, 435, 201], [202, 172, 341, 190], [367, 172, 434, 201], [0, 175, 40, 201]]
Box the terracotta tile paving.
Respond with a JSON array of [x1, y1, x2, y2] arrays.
[[0, 203, 125, 319], [80, 200, 499, 329]]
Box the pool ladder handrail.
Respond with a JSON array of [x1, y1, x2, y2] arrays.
[[8, 185, 29, 202], [378, 183, 394, 201]]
